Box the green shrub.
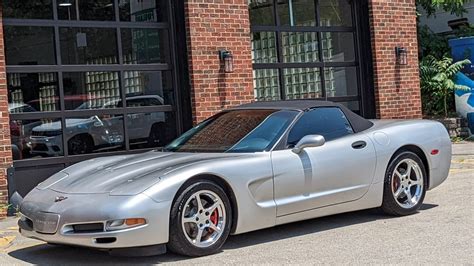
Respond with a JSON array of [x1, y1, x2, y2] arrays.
[[420, 55, 471, 117]]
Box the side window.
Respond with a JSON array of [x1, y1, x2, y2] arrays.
[[127, 98, 147, 107], [287, 107, 354, 146]]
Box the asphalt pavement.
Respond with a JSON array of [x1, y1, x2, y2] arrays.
[[0, 142, 472, 265]]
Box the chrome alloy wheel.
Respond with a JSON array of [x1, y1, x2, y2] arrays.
[[181, 190, 226, 248], [391, 158, 424, 209]]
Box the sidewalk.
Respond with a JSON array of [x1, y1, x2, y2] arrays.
[[452, 141, 474, 156]]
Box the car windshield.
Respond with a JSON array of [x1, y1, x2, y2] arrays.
[[165, 109, 298, 153]]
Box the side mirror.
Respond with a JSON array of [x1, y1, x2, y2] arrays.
[[292, 134, 325, 154]]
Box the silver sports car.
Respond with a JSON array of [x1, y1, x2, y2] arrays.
[[18, 100, 451, 257]]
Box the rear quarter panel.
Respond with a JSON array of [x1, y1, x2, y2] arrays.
[[367, 120, 451, 190]]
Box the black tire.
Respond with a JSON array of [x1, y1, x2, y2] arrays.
[[168, 180, 232, 257], [381, 151, 428, 216], [68, 135, 94, 155]]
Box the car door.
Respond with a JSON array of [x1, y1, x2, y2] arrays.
[[272, 107, 377, 216], [127, 98, 150, 141]]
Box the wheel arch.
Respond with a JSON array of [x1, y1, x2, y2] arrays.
[[150, 121, 165, 133], [390, 145, 430, 188], [68, 133, 95, 145], [172, 174, 239, 234]]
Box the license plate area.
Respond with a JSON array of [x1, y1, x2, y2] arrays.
[[32, 212, 60, 234]]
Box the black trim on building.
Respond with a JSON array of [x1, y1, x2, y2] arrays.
[[4, 0, 191, 197]]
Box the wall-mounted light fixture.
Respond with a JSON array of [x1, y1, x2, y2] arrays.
[[58, 0, 73, 6], [219, 49, 234, 73], [395, 47, 408, 65]]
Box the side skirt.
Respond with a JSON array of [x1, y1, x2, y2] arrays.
[[275, 182, 384, 226]]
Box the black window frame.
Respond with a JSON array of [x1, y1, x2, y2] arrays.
[[250, 0, 375, 117], [4, 0, 184, 168]]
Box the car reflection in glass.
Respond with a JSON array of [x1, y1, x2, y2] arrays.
[[8, 103, 41, 160], [29, 95, 166, 156]]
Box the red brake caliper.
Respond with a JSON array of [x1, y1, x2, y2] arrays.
[[210, 209, 218, 225], [393, 175, 400, 193]]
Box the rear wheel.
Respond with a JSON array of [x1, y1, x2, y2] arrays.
[[381, 151, 427, 216], [168, 180, 232, 257], [68, 135, 93, 155]]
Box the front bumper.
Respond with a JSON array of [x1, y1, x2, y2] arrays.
[[29, 136, 63, 156], [18, 189, 172, 249]]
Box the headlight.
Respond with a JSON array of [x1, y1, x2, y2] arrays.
[[105, 218, 146, 231], [19, 213, 28, 222]]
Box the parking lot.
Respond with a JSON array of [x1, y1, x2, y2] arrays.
[[0, 143, 472, 265]]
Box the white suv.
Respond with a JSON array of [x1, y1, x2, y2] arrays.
[[29, 95, 166, 156]]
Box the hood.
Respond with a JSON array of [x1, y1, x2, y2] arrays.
[[32, 118, 92, 133], [39, 151, 243, 195]]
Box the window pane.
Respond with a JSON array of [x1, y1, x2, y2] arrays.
[[121, 29, 169, 64], [60, 27, 118, 65], [287, 107, 354, 145], [128, 112, 177, 150], [321, 32, 355, 62], [11, 118, 63, 160], [119, 0, 168, 22], [124, 71, 174, 106], [282, 32, 319, 63], [283, 68, 322, 99], [278, 0, 316, 26], [319, 0, 353, 27], [3, 0, 53, 19], [5, 26, 56, 66], [324, 67, 358, 97], [252, 32, 278, 64], [8, 73, 59, 113], [253, 69, 281, 101], [249, 0, 274, 26], [63, 72, 121, 110], [57, 0, 115, 21], [66, 115, 125, 155]]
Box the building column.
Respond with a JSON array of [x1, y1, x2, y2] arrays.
[[185, 0, 254, 124], [0, 7, 13, 218], [368, 0, 422, 119]]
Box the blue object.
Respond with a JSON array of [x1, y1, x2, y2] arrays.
[[449, 37, 474, 136], [468, 113, 474, 133], [449, 37, 474, 72]]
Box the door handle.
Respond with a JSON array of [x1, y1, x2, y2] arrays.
[[351, 141, 367, 149]]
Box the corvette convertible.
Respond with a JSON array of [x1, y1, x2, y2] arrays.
[[18, 100, 451, 257]]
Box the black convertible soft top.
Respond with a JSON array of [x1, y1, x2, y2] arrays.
[[232, 100, 374, 133]]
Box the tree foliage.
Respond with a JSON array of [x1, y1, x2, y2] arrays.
[[417, 0, 470, 17], [420, 55, 471, 117]]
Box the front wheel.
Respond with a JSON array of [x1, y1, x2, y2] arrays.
[[381, 151, 427, 216], [168, 180, 232, 257], [68, 135, 93, 155]]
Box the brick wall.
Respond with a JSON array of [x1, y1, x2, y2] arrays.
[[185, 0, 254, 124], [368, 0, 422, 119], [0, 7, 12, 218]]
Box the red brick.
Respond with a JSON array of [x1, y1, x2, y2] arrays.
[[369, 0, 422, 119], [185, 0, 254, 124], [0, 6, 11, 219]]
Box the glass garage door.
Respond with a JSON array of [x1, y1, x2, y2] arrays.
[[248, 0, 374, 116], [3, 0, 183, 195]]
